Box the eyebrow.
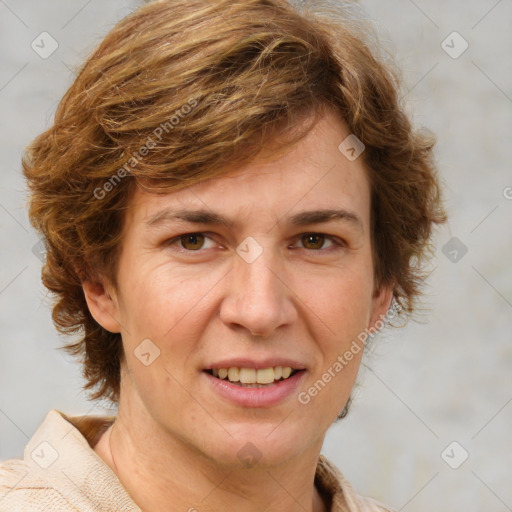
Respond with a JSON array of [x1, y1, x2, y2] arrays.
[[144, 207, 363, 231]]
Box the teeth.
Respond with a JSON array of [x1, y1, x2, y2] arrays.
[[239, 368, 256, 384], [211, 366, 297, 384], [256, 368, 274, 384], [228, 367, 240, 382]]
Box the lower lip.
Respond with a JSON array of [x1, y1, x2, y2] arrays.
[[204, 370, 307, 408]]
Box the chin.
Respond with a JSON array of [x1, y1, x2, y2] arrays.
[[203, 424, 310, 470]]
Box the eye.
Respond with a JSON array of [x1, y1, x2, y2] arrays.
[[165, 232, 345, 254], [294, 233, 343, 251], [167, 232, 217, 252]]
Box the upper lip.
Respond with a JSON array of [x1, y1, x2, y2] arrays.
[[204, 358, 307, 371]]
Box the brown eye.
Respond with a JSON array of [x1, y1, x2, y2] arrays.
[[301, 233, 326, 250], [180, 233, 205, 250]]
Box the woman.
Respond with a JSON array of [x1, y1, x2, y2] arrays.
[[0, 0, 445, 510]]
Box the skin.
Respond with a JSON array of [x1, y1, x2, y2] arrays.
[[85, 109, 393, 512]]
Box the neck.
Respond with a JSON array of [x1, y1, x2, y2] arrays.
[[94, 405, 327, 512]]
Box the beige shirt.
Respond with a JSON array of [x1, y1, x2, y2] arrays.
[[0, 409, 394, 511]]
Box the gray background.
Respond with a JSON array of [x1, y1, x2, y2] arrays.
[[1, 1, 511, 511]]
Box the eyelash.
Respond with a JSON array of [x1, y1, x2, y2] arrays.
[[164, 232, 347, 255]]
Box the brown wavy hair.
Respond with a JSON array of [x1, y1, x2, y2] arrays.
[[22, 0, 446, 403]]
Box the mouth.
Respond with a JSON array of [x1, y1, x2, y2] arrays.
[[204, 366, 302, 388]]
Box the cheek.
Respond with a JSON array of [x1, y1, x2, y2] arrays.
[[300, 275, 369, 416], [300, 263, 374, 336], [116, 260, 220, 346]]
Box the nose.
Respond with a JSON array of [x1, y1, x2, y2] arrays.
[[219, 246, 297, 337]]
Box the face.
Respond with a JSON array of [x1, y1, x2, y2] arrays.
[[85, 109, 392, 468]]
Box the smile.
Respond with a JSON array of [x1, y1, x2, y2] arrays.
[[206, 366, 299, 387]]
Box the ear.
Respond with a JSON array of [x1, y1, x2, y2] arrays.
[[82, 279, 122, 333], [368, 284, 394, 330]]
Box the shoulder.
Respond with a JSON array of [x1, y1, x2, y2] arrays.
[[0, 409, 95, 511], [0, 409, 138, 512], [317, 454, 396, 512], [0, 455, 72, 511]]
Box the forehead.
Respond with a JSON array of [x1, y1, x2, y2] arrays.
[[125, 110, 371, 230]]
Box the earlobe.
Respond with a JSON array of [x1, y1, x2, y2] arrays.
[[82, 279, 121, 333]]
